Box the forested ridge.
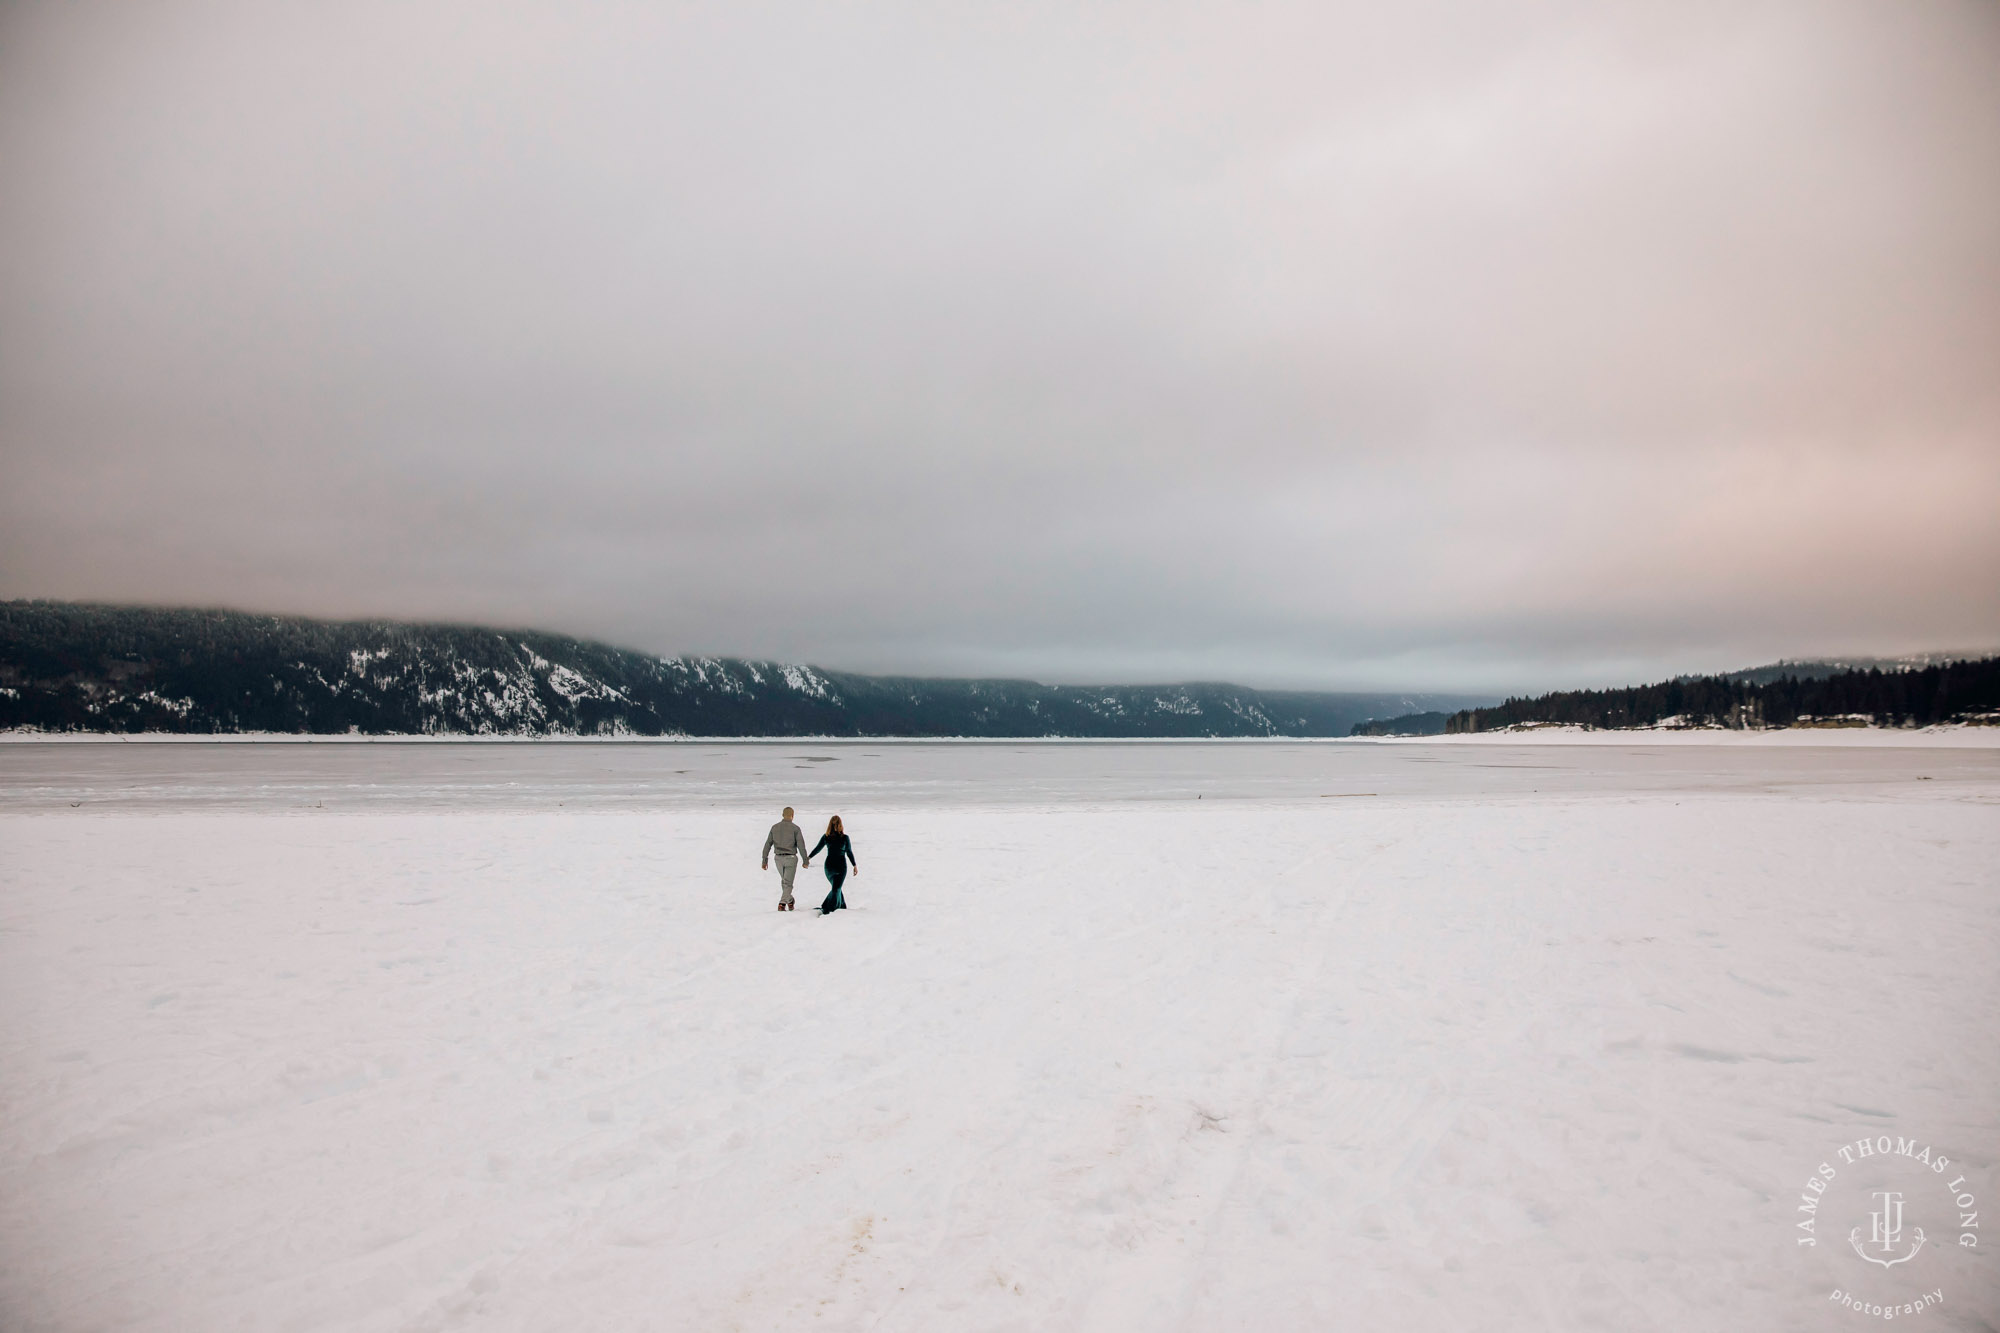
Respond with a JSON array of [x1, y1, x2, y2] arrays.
[[0, 602, 1486, 738], [1446, 658, 2000, 733]]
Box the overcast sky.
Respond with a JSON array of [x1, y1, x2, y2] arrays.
[[2, 1, 1995, 692]]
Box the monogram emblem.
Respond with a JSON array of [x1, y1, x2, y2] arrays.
[[1849, 1190, 1926, 1268]]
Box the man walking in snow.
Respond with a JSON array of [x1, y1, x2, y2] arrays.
[[762, 806, 808, 911]]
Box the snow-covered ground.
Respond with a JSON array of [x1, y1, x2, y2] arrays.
[[2, 741, 1995, 1331]]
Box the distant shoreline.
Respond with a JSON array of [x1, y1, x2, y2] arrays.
[[5, 726, 1997, 747], [0, 731, 1370, 745], [1370, 724, 2000, 748]]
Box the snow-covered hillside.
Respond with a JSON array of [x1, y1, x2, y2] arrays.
[[0, 603, 1484, 737]]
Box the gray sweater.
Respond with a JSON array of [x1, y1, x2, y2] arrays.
[[762, 819, 807, 860]]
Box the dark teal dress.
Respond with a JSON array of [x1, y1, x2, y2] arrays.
[[809, 831, 856, 913]]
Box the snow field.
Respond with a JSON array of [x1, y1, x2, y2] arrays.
[[2, 773, 1997, 1330]]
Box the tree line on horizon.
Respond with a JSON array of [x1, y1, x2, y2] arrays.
[[0, 602, 1480, 738], [1446, 657, 2000, 733]]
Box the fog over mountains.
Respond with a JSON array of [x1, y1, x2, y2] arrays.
[[0, 604, 1493, 738]]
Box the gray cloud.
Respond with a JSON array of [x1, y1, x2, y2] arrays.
[[3, 0, 1996, 691]]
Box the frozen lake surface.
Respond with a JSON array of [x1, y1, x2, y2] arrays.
[[2, 740, 1996, 1330], [6, 734, 1998, 810]]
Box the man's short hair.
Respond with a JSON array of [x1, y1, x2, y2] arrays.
[[783, 807, 794, 817]]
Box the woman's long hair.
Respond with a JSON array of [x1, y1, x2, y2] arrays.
[[826, 814, 843, 836]]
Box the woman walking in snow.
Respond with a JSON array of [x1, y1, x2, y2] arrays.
[[806, 815, 858, 915]]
